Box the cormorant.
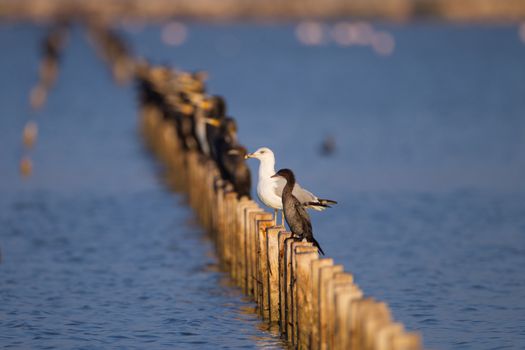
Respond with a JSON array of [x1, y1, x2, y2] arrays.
[[271, 168, 325, 255]]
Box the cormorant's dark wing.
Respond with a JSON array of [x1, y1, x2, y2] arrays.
[[294, 199, 312, 236]]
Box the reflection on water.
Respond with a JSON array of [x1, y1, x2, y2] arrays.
[[1, 22, 525, 350]]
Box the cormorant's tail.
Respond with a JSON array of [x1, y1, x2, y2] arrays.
[[311, 237, 325, 256]]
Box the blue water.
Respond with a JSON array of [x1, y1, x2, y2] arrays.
[[1, 22, 525, 349]]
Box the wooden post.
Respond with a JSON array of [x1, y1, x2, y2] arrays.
[[215, 185, 225, 259], [295, 247, 319, 349], [376, 323, 405, 350], [266, 226, 285, 323], [310, 258, 334, 350], [278, 230, 292, 335], [392, 332, 422, 350], [350, 297, 376, 350], [289, 242, 313, 345], [284, 237, 295, 342], [325, 272, 354, 350], [234, 198, 251, 286], [256, 213, 274, 319], [246, 207, 263, 297], [363, 301, 392, 350], [241, 202, 258, 293], [249, 210, 266, 299], [334, 284, 363, 349], [223, 192, 238, 272], [318, 264, 344, 350], [243, 204, 260, 295]]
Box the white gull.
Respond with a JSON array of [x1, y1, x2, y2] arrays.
[[245, 147, 336, 224]]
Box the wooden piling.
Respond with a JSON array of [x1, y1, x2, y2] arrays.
[[326, 272, 354, 349], [295, 247, 319, 349], [266, 226, 285, 323], [318, 264, 344, 350], [278, 230, 292, 335], [334, 283, 363, 349], [256, 213, 274, 319], [393, 332, 423, 350]]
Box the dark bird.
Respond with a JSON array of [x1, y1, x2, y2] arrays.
[[213, 117, 238, 180], [205, 96, 227, 162], [271, 168, 325, 255], [222, 145, 252, 199]]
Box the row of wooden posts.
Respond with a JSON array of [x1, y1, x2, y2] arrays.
[[138, 85, 423, 349], [86, 19, 424, 349]]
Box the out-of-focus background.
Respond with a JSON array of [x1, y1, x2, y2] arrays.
[[1, 1, 525, 349]]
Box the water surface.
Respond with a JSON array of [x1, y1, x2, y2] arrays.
[[1, 22, 525, 350]]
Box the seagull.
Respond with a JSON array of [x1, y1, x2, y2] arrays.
[[271, 168, 324, 255], [245, 147, 337, 225]]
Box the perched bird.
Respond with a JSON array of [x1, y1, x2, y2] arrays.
[[192, 96, 212, 157], [245, 147, 337, 224], [271, 169, 324, 255], [213, 117, 238, 180], [222, 145, 252, 199], [174, 92, 196, 151], [205, 96, 227, 162]]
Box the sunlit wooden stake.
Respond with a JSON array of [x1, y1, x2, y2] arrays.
[[266, 226, 285, 323], [311, 258, 333, 348], [334, 283, 363, 349], [278, 230, 292, 335], [319, 264, 343, 350], [295, 246, 319, 349], [392, 331, 423, 350], [256, 213, 274, 319], [326, 272, 354, 349]]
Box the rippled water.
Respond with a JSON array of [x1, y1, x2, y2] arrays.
[[1, 22, 525, 350], [0, 191, 286, 349]]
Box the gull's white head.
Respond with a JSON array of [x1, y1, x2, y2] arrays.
[[245, 147, 275, 162]]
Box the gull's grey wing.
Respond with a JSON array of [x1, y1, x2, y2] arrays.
[[272, 177, 287, 198], [292, 183, 320, 205]]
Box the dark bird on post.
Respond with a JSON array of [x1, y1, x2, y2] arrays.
[[223, 145, 252, 199], [213, 117, 238, 180], [271, 168, 325, 255], [205, 96, 227, 162]]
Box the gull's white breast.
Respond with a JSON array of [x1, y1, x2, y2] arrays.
[[257, 177, 283, 210]]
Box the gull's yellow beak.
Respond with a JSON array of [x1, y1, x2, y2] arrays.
[[244, 153, 254, 160], [205, 118, 221, 127]]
